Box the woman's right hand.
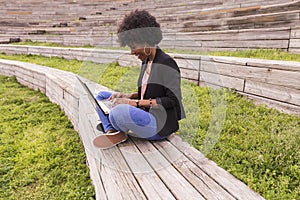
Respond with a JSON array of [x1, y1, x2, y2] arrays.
[[108, 92, 126, 101]]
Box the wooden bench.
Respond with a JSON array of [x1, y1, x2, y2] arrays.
[[0, 0, 298, 47], [0, 58, 265, 199]]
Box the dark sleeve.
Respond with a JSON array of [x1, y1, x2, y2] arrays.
[[155, 57, 182, 110]]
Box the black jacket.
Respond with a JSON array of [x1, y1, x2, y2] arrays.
[[137, 48, 186, 136]]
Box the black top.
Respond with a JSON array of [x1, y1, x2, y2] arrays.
[[137, 48, 186, 136]]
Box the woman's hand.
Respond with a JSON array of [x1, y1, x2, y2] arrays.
[[109, 92, 137, 101], [112, 98, 130, 107], [108, 92, 126, 100]]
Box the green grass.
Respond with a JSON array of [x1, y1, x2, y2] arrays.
[[10, 41, 300, 62], [12, 39, 94, 48], [194, 88, 300, 200], [11, 40, 129, 51], [0, 53, 299, 200], [208, 48, 300, 62], [0, 76, 95, 199]]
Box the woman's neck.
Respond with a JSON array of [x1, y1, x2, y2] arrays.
[[148, 47, 157, 62]]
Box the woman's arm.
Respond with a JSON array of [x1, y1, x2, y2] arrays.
[[126, 92, 138, 99]]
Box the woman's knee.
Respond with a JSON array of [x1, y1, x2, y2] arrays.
[[108, 104, 130, 131], [109, 104, 155, 128], [109, 104, 130, 121], [95, 91, 112, 100]]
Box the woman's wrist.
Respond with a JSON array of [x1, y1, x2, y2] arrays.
[[129, 99, 139, 107], [130, 99, 156, 108]]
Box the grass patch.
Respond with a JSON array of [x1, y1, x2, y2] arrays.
[[0, 76, 95, 199], [0, 54, 299, 200], [11, 40, 129, 51], [193, 87, 300, 200], [10, 41, 300, 62], [208, 48, 300, 62], [11, 39, 94, 48]]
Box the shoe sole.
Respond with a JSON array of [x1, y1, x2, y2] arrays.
[[93, 132, 128, 149]]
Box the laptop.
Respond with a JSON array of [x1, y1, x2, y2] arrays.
[[76, 76, 113, 115]]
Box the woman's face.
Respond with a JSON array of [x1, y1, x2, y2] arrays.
[[128, 43, 148, 62]]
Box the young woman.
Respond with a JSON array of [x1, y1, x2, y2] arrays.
[[93, 10, 185, 149]]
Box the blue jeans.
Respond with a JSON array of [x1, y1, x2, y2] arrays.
[[95, 91, 167, 140]]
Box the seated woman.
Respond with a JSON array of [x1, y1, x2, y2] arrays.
[[93, 9, 185, 149]]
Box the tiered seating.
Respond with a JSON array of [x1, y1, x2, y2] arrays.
[[0, 0, 299, 51], [179, 1, 300, 32]]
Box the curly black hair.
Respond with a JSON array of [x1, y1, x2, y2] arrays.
[[117, 10, 163, 47]]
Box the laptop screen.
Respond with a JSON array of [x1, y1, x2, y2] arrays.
[[76, 76, 112, 114]]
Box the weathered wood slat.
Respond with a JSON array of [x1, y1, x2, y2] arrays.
[[239, 91, 300, 115], [201, 60, 300, 89], [174, 56, 200, 70], [201, 39, 289, 48], [160, 39, 203, 48], [181, 68, 199, 81], [200, 71, 245, 91], [184, 10, 300, 30], [152, 139, 235, 200], [131, 137, 206, 200], [244, 79, 300, 106], [289, 48, 300, 54], [164, 28, 290, 41], [83, 107, 147, 200], [167, 135, 265, 200], [291, 28, 300, 38], [118, 138, 177, 200], [208, 56, 300, 71], [0, 60, 17, 76], [290, 38, 300, 48], [45, 74, 65, 105], [96, 149, 146, 200], [85, 155, 108, 200]]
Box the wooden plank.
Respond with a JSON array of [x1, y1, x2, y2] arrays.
[[200, 71, 245, 91], [0, 61, 16, 77], [83, 106, 146, 200], [160, 39, 203, 48], [182, 28, 290, 41], [85, 150, 108, 200], [291, 28, 300, 38], [118, 138, 177, 200], [152, 139, 235, 200], [167, 135, 265, 200], [14, 69, 45, 90], [238, 91, 300, 116], [202, 56, 248, 65], [174, 56, 200, 70], [180, 68, 199, 81], [61, 89, 79, 122], [45, 74, 64, 105], [246, 59, 300, 72], [201, 39, 289, 48], [95, 148, 146, 200], [288, 48, 300, 54], [226, 10, 300, 25], [15, 77, 37, 91], [206, 56, 300, 72], [131, 137, 206, 200], [244, 79, 300, 106], [254, 19, 300, 29], [201, 60, 244, 75], [289, 38, 300, 48], [201, 60, 300, 89], [78, 97, 102, 149]]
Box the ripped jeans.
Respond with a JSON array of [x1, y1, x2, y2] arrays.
[[95, 91, 167, 140]]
